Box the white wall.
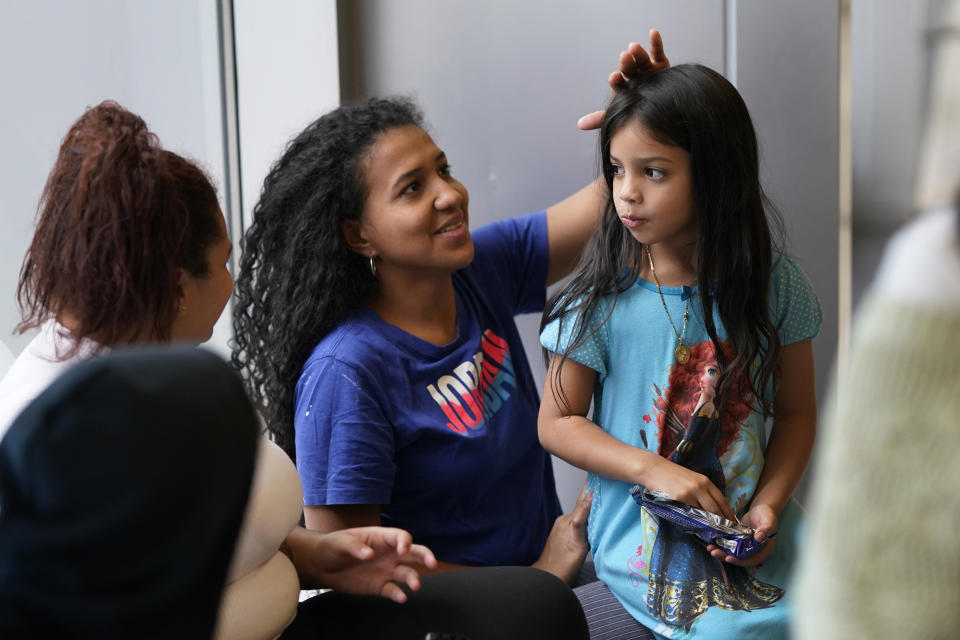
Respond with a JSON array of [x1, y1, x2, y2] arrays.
[[851, 0, 929, 230], [735, 0, 839, 502], [0, 0, 227, 354], [735, 0, 839, 394], [233, 0, 340, 232]]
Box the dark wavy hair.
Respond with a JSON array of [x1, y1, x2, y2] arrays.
[[232, 96, 424, 459], [16, 101, 221, 349], [542, 64, 784, 416]]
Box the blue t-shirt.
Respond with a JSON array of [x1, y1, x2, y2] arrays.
[[541, 256, 822, 640], [295, 212, 562, 566]]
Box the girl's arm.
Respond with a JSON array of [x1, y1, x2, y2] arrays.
[[709, 338, 817, 566], [538, 354, 735, 520], [304, 501, 593, 585], [753, 338, 818, 514]]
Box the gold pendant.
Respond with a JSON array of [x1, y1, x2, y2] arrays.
[[675, 344, 691, 364]]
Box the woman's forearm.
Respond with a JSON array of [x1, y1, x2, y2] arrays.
[[544, 178, 606, 286]]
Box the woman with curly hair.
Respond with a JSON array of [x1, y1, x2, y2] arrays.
[[232, 37, 669, 617], [231, 94, 593, 580]]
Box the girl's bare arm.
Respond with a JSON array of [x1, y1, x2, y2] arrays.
[[751, 338, 818, 515], [538, 354, 734, 519]]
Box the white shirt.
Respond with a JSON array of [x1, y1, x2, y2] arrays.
[[0, 320, 99, 442]]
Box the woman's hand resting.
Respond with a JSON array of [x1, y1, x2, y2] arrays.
[[288, 526, 437, 603], [532, 482, 593, 585]]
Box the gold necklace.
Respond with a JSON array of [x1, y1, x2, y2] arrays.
[[645, 246, 691, 365]]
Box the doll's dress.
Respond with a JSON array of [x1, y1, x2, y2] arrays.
[[645, 403, 784, 630]]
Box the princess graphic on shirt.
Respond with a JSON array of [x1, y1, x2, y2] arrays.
[[645, 341, 782, 630]]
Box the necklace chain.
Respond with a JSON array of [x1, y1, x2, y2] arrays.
[[645, 246, 691, 364]]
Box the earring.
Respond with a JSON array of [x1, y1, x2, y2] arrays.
[[368, 255, 377, 277], [179, 304, 186, 312]]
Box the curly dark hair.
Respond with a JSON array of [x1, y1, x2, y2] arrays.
[[232, 96, 424, 459], [543, 65, 784, 416], [16, 101, 221, 349]]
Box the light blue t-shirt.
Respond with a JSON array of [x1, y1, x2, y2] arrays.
[[541, 255, 821, 640]]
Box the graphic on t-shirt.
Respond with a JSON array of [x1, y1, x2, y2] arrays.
[[648, 340, 753, 464], [642, 340, 782, 631], [628, 544, 648, 587], [425, 329, 517, 435]]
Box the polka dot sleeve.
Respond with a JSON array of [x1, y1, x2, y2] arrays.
[[539, 301, 609, 376], [771, 255, 823, 344]]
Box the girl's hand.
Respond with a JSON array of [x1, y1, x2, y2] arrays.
[[310, 527, 437, 603], [707, 503, 778, 567], [578, 29, 670, 130], [532, 483, 593, 585], [641, 454, 735, 521]]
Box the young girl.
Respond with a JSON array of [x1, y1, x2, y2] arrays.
[[539, 64, 821, 639]]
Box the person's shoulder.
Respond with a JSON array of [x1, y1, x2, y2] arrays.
[[468, 211, 546, 259], [301, 312, 385, 370], [0, 321, 81, 397], [872, 206, 960, 306], [769, 252, 819, 299], [771, 252, 810, 279], [460, 212, 548, 309], [0, 322, 86, 428], [768, 251, 822, 340], [472, 211, 545, 240]]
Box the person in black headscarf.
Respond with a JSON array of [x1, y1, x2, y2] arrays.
[[0, 347, 257, 639]]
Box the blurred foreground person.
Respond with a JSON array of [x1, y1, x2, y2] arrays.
[[794, 2, 960, 637]]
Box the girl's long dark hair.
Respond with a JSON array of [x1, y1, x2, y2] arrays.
[[231, 97, 424, 459], [543, 64, 784, 416]]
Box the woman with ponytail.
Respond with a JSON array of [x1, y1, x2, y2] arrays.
[[0, 100, 232, 434]]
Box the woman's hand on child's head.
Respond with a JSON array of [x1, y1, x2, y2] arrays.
[[312, 526, 437, 603], [577, 29, 670, 130], [707, 503, 779, 567], [642, 455, 735, 521], [610, 30, 670, 89]]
